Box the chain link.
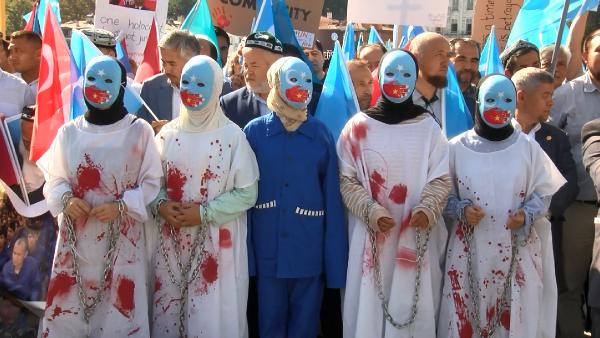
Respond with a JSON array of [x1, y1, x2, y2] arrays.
[[463, 219, 520, 338], [369, 224, 431, 330], [155, 210, 209, 338], [63, 202, 122, 326]]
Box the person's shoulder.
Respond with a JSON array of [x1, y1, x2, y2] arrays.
[[244, 113, 270, 130], [581, 118, 600, 145], [540, 122, 568, 139], [141, 73, 168, 89], [221, 87, 249, 104], [0, 71, 27, 87]]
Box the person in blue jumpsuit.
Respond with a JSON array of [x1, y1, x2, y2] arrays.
[[243, 56, 348, 338]]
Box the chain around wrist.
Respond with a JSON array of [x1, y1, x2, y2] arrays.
[[61, 191, 74, 212]]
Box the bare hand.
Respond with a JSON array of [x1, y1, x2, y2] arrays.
[[0, 113, 5, 121], [151, 120, 169, 134], [464, 205, 485, 226], [159, 201, 183, 227], [377, 217, 395, 233], [409, 211, 429, 229], [507, 209, 526, 230], [179, 203, 202, 227], [90, 202, 125, 223], [64, 197, 91, 220]]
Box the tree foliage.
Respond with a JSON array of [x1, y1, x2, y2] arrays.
[[5, 0, 95, 35]]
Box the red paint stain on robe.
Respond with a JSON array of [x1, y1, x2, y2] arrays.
[[448, 269, 473, 338], [389, 184, 408, 204], [219, 228, 232, 249], [396, 246, 417, 269], [167, 166, 187, 202], [73, 154, 102, 198], [46, 271, 76, 307], [114, 276, 135, 318], [369, 170, 386, 201], [201, 254, 218, 284]]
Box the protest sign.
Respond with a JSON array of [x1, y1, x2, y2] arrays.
[[471, 0, 523, 49], [347, 0, 449, 27], [94, 0, 169, 63], [208, 0, 324, 47]]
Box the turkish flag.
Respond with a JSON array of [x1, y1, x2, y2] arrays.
[[30, 5, 72, 161], [134, 18, 160, 83]]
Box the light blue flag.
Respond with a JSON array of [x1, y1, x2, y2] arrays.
[[479, 25, 504, 76], [252, 0, 276, 34], [368, 26, 383, 45], [444, 64, 474, 139], [342, 22, 356, 60], [70, 30, 143, 119], [315, 41, 360, 141], [506, 0, 600, 49], [181, 0, 221, 65], [37, 0, 61, 32]]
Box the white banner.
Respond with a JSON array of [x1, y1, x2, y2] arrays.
[[347, 0, 449, 27], [94, 0, 169, 64]]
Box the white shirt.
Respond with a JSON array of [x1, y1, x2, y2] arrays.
[[253, 92, 270, 116], [413, 88, 444, 126], [171, 86, 181, 119], [0, 70, 35, 117], [512, 118, 541, 140], [27, 79, 38, 96]]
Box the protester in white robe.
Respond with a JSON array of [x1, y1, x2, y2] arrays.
[[339, 50, 451, 338], [38, 56, 162, 337], [149, 55, 259, 338], [438, 74, 565, 338]]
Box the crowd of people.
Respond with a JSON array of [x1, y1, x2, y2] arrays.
[[0, 11, 599, 338]]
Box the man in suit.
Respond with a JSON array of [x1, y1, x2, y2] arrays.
[[137, 30, 200, 133], [583, 117, 600, 338], [220, 32, 283, 129], [512, 67, 578, 304]]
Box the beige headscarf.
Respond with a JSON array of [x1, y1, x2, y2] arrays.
[[177, 55, 229, 133], [266, 57, 308, 132]]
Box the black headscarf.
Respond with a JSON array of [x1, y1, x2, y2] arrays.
[[365, 50, 429, 125], [473, 74, 515, 142], [84, 59, 128, 125]]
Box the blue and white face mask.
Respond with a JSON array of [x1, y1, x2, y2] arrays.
[[278, 58, 313, 110], [84, 56, 123, 109], [379, 50, 417, 104], [180, 56, 215, 112], [477, 75, 516, 129]]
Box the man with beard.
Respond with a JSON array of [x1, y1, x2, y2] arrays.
[[304, 40, 326, 82], [512, 68, 578, 309], [550, 28, 600, 338], [220, 32, 283, 129], [449, 38, 480, 118], [138, 30, 201, 133], [347, 60, 373, 111], [500, 39, 541, 77], [409, 32, 450, 127]]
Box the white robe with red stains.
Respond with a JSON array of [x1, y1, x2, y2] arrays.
[[38, 115, 162, 338], [438, 131, 565, 338], [338, 113, 449, 338], [150, 121, 258, 338]]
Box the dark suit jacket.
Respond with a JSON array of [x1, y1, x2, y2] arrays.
[[137, 73, 173, 123], [536, 122, 578, 291], [220, 85, 322, 129], [536, 122, 579, 217]]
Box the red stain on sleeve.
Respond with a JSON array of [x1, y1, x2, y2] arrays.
[[166, 165, 187, 202], [500, 309, 510, 330], [201, 254, 218, 283], [114, 276, 135, 318], [448, 269, 473, 338], [49, 305, 75, 321], [128, 327, 141, 336], [388, 184, 408, 204], [154, 277, 162, 292], [46, 271, 76, 307], [396, 246, 417, 269], [200, 169, 218, 200], [352, 121, 368, 140], [73, 154, 102, 198], [219, 228, 232, 249]]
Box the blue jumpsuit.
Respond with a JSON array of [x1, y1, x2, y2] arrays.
[[244, 113, 348, 338]]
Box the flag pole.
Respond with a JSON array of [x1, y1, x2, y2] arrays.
[[549, 0, 571, 76]]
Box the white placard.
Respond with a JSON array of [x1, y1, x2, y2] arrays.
[[94, 0, 169, 64], [295, 30, 315, 49], [347, 0, 449, 27]]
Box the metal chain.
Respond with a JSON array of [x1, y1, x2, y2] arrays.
[[463, 220, 520, 338], [63, 201, 124, 325], [155, 210, 209, 338], [369, 225, 431, 329]]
